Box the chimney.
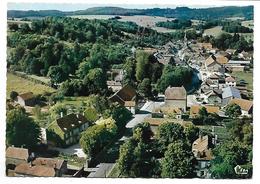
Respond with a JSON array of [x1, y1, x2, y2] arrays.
[[60, 112, 63, 118], [76, 114, 79, 118], [199, 134, 203, 141]]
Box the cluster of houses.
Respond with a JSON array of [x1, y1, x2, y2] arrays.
[[6, 146, 68, 177]]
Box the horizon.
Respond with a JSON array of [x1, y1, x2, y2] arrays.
[[7, 3, 248, 11]]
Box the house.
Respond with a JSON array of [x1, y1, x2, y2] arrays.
[[222, 86, 241, 105], [106, 80, 122, 92], [207, 74, 220, 88], [204, 89, 222, 105], [198, 42, 213, 51], [192, 135, 213, 178], [109, 84, 137, 114], [205, 55, 221, 72], [152, 106, 183, 119], [190, 105, 220, 118], [14, 163, 56, 177], [6, 146, 29, 172], [225, 76, 236, 87], [164, 86, 187, 112], [32, 157, 67, 177], [215, 54, 229, 65], [16, 92, 35, 106], [47, 113, 89, 147], [225, 49, 237, 55], [229, 98, 253, 116]]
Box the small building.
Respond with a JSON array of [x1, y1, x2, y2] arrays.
[[192, 135, 213, 178], [225, 76, 236, 87], [32, 157, 67, 177], [198, 42, 213, 51], [109, 84, 137, 114], [106, 80, 122, 92], [190, 105, 220, 118], [14, 163, 56, 177], [6, 146, 29, 172], [16, 92, 35, 107], [47, 113, 89, 147], [229, 98, 253, 116], [205, 55, 221, 72], [222, 86, 241, 105], [204, 89, 222, 105], [164, 86, 187, 112]]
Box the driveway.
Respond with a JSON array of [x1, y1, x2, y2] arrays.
[[52, 143, 87, 158]]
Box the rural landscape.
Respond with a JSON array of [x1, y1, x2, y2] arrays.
[[6, 4, 253, 179]]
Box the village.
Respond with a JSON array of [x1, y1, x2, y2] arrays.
[[6, 34, 253, 178], [5, 5, 253, 179]]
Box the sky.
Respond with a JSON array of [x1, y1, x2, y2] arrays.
[[7, 3, 221, 11]]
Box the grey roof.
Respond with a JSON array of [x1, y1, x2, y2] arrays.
[[222, 86, 241, 99]]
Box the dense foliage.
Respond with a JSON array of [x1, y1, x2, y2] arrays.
[[6, 108, 41, 149], [156, 19, 192, 29]]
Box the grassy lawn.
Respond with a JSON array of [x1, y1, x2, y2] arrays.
[[204, 26, 224, 37], [232, 71, 253, 91], [6, 72, 56, 98], [198, 125, 230, 142], [56, 153, 86, 167]]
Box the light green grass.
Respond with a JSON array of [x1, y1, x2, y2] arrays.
[[7, 72, 56, 97], [232, 71, 253, 91]]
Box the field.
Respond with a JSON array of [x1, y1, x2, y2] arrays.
[[242, 20, 254, 29], [203, 25, 253, 41], [232, 71, 253, 91], [203, 26, 224, 37], [6, 72, 56, 97]]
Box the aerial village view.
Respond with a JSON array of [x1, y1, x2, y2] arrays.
[[5, 2, 253, 179]]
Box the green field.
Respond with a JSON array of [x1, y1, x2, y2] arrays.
[[232, 71, 253, 91], [7, 72, 56, 97], [203, 26, 253, 41]]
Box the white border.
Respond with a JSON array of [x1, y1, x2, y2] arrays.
[[0, 1, 259, 184]]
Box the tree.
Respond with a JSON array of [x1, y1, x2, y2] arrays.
[[6, 108, 41, 148], [161, 141, 196, 178], [137, 78, 152, 99], [210, 140, 252, 179], [156, 122, 185, 152], [10, 91, 18, 101], [133, 122, 153, 143], [80, 122, 117, 158], [135, 51, 150, 82], [225, 104, 242, 118], [123, 57, 136, 86], [83, 68, 107, 94], [8, 23, 19, 31], [47, 65, 69, 85], [156, 65, 193, 93], [84, 107, 98, 122], [184, 124, 200, 144], [20, 23, 31, 34], [49, 103, 67, 120]]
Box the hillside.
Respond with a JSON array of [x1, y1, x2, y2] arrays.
[[8, 6, 253, 20]]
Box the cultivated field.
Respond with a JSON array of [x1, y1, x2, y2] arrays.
[[232, 71, 253, 91], [203, 26, 224, 37], [6, 72, 56, 98]]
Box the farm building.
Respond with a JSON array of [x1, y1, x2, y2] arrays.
[[16, 92, 35, 106], [164, 86, 187, 112], [228, 98, 253, 116], [47, 113, 89, 147]]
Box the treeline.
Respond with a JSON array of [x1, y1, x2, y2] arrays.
[[195, 20, 253, 33], [156, 19, 192, 29], [8, 6, 253, 20]]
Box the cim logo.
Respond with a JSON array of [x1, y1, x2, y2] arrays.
[[234, 165, 249, 175]]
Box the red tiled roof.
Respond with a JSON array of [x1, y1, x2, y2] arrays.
[[15, 163, 56, 177], [165, 86, 186, 100], [6, 147, 29, 161]]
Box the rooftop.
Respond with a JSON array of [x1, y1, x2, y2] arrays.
[[229, 98, 253, 112], [190, 105, 220, 117], [165, 86, 186, 100], [18, 92, 34, 101], [56, 113, 88, 132], [15, 163, 56, 177], [6, 147, 29, 161], [32, 157, 65, 170], [222, 86, 241, 99]]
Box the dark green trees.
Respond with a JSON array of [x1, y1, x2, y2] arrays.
[[161, 141, 196, 178], [6, 108, 41, 149]]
